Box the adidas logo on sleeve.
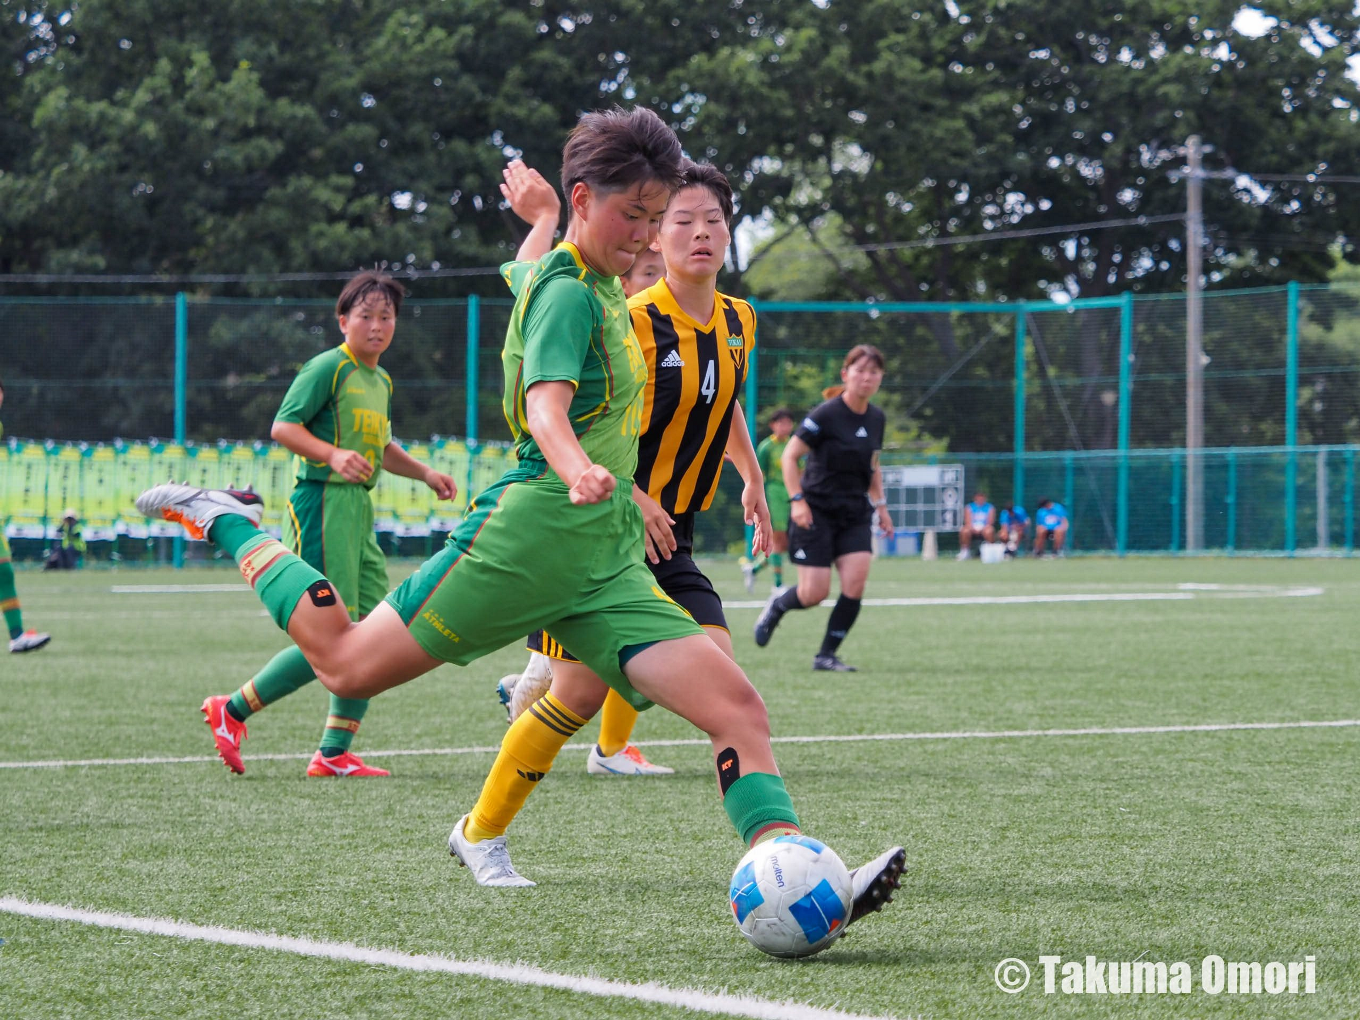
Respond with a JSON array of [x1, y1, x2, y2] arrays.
[[660, 350, 685, 368]]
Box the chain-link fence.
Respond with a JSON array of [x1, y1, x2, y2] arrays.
[[5, 282, 1360, 558]]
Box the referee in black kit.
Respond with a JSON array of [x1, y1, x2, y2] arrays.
[[753, 344, 893, 671]]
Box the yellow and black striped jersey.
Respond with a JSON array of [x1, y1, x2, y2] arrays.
[[630, 279, 756, 514]]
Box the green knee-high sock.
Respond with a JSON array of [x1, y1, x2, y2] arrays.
[[228, 645, 316, 721], [770, 553, 783, 588], [723, 772, 802, 846], [319, 696, 370, 757], [0, 558, 24, 639], [208, 517, 324, 631]]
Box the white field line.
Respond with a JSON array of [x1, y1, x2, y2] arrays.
[[111, 583, 1326, 607], [722, 586, 1323, 610], [0, 898, 895, 1020], [4, 719, 1357, 772]]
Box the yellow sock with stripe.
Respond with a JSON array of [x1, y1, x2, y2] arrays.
[[464, 692, 587, 843], [597, 689, 639, 757], [319, 696, 369, 756]]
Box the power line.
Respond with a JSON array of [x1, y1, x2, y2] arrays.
[[0, 265, 505, 285]]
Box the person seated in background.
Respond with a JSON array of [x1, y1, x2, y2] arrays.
[[1033, 497, 1069, 558], [44, 508, 84, 570], [955, 491, 996, 560], [998, 503, 1028, 558]]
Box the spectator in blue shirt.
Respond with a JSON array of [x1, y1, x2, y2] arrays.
[[956, 491, 996, 560], [998, 503, 1028, 558], [1033, 498, 1069, 558]]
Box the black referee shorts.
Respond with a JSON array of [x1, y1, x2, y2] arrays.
[[526, 512, 727, 663], [787, 499, 873, 568]]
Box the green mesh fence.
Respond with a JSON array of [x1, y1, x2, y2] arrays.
[[6, 283, 1360, 559]]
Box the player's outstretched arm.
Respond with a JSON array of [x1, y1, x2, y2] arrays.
[[502, 160, 561, 263], [381, 441, 457, 500], [524, 381, 615, 505]]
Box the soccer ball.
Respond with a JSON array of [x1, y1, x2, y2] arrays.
[[729, 835, 852, 958]]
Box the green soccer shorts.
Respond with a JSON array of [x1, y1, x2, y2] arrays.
[[283, 480, 388, 621], [385, 460, 703, 708], [766, 487, 791, 532]]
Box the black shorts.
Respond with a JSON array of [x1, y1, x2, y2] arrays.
[[787, 500, 873, 568], [526, 512, 727, 663]]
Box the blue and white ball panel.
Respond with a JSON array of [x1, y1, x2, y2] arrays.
[[729, 861, 764, 924], [786, 878, 848, 944], [771, 834, 829, 854]]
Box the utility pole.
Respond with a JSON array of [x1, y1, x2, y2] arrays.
[[1185, 135, 1204, 552]]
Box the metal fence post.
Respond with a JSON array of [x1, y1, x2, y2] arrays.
[[745, 299, 759, 555], [465, 295, 480, 501], [1013, 308, 1026, 509], [173, 292, 188, 569], [1117, 292, 1133, 555], [1285, 281, 1299, 556], [1346, 448, 1355, 554], [466, 295, 480, 443], [1170, 452, 1182, 553], [1226, 449, 1237, 554]]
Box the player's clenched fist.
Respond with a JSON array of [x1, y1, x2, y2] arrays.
[[569, 464, 616, 505], [329, 448, 374, 483]]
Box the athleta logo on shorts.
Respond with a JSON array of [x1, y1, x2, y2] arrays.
[[855, 426, 869, 438], [660, 350, 685, 369], [420, 609, 461, 644]]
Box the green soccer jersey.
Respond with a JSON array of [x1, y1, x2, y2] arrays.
[[501, 243, 647, 483], [275, 343, 393, 489], [757, 435, 789, 497]]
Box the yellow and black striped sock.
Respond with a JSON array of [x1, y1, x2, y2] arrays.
[[464, 692, 587, 842]]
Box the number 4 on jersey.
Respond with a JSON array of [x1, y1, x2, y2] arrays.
[[701, 360, 716, 404]]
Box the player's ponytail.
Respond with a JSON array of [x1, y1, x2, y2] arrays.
[[824, 344, 886, 398]]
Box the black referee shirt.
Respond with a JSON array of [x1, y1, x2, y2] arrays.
[[794, 396, 886, 508]]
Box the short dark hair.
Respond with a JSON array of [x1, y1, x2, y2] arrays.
[[336, 271, 405, 318], [1037, 497, 1053, 508], [561, 106, 685, 199], [677, 161, 734, 224], [769, 407, 794, 424]]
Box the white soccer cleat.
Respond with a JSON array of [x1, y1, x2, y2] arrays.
[[845, 846, 906, 928], [955, 548, 970, 561], [586, 743, 675, 776], [507, 653, 553, 722], [739, 557, 758, 593], [448, 814, 535, 887], [8, 630, 51, 653], [135, 483, 263, 540]]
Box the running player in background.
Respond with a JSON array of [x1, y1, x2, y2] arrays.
[[753, 346, 892, 672], [998, 502, 1028, 557], [199, 271, 456, 777], [1033, 497, 1070, 557], [740, 407, 795, 593], [955, 491, 996, 560], [0, 376, 51, 654], [136, 108, 904, 918]]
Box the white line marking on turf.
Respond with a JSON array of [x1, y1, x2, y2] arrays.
[[111, 584, 251, 594], [4, 720, 1357, 771], [0, 898, 895, 1020], [722, 585, 1323, 609]]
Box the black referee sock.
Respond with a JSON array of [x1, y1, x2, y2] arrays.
[[773, 587, 805, 614], [818, 595, 861, 657]]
